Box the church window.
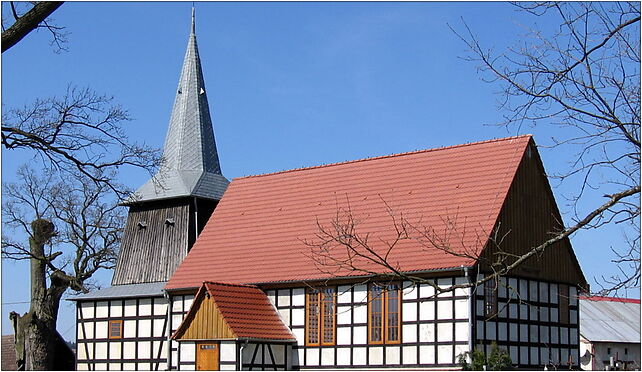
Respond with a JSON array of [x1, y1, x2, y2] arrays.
[[306, 288, 336, 346], [368, 282, 401, 344]]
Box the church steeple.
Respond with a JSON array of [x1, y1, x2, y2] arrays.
[[113, 10, 228, 285], [132, 8, 229, 203]]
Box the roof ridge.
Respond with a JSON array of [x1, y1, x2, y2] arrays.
[[579, 295, 641, 304], [203, 281, 258, 289], [235, 134, 532, 180]]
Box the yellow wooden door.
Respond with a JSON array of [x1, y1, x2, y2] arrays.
[[196, 342, 219, 371]]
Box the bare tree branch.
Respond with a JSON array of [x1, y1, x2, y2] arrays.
[[1, 2, 64, 53]]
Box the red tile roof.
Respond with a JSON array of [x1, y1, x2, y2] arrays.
[[167, 135, 532, 290], [175, 282, 295, 341], [579, 296, 641, 304]]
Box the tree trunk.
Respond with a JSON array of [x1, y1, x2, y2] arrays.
[[11, 219, 65, 370]]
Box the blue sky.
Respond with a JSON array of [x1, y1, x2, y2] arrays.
[[2, 2, 637, 341]]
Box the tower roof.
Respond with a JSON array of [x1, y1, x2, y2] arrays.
[[131, 9, 229, 204]]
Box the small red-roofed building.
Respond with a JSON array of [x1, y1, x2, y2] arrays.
[[579, 296, 640, 370]]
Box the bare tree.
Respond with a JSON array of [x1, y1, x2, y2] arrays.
[[1, 1, 66, 53], [450, 2, 640, 295], [2, 86, 161, 199], [307, 2, 639, 298], [2, 166, 125, 369]]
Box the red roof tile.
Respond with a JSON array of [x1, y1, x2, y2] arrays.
[[167, 135, 532, 289], [579, 296, 641, 304], [175, 282, 295, 340]]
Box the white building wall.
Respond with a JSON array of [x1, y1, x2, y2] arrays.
[[76, 296, 169, 371], [271, 276, 472, 369]]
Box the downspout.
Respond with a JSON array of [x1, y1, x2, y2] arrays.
[[194, 197, 199, 239], [164, 290, 172, 371], [464, 266, 474, 355], [239, 340, 248, 371]]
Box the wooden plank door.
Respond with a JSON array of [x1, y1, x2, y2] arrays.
[[196, 342, 219, 370]]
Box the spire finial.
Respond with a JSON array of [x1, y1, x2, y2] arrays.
[[191, 5, 196, 35]]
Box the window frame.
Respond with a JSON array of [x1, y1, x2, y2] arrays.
[[108, 319, 123, 339], [484, 278, 498, 318], [559, 284, 569, 324], [305, 287, 336, 346], [368, 282, 401, 345]]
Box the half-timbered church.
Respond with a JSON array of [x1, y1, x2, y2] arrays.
[[73, 10, 588, 371]]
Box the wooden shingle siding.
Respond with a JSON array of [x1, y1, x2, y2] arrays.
[[481, 141, 586, 287], [112, 199, 191, 285], [177, 297, 236, 340]]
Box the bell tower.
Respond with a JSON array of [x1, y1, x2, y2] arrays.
[[112, 9, 228, 285]]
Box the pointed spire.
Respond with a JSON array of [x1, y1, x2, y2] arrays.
[[191, 6, 196, 35], [130, 8, 229, 204]]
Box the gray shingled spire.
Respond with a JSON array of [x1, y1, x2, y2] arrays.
[[132, 9, 229, 203]]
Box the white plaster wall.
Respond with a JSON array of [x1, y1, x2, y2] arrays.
[[305, 348, 318, 366], [183, 295, 194, 311], [402, 301, 416, 321], [292, 328, 304, 346], [219, 341, 236, 362], [386, 346, 400, 365], [338, 285, 352, 303], [455, 322, 469, 342], [419, 345, 435, 364], [123, 320, 136, 338], [337, 326, 351, 345], [77, 362, 89, 371], [153, 318, 165, 337], [138, 298, 152, 316], [455, 277, 470, 297], [454, 299, 468, 319], [122, 363, 135, 371], [402, 324, 417, 343], [369, 346, 383, 365], [353, 304, 367, 323], [111, 302, 124, 319], [353, 284, 368, 303], [277, 289, 291, 307], [291, 307, 305, 326], [292, 288, 305, 306], [109, 342, 121, 359], [419, 300, 435, 320], [123, 299, 136, 316], [337, 307, 351, 324], [353, 326, 367, 344], [81, 302, 94, 319], [153, 300, 166, 316], [403, 282, 418, 299], [138, 341, 151, 359], [95, 321, 108, 339], [180, 342, 195, 363], [403, 346, 417, 364], [153, 340, 167, 359], [138, 319, 152, 338], [455, 344, 469, 361], [353, 347, 366, 365], [94, 363, 107, 370], [438, 345, 453, 364], [337, 347, 350, 365], [419, 323, 435, 342], [96, 301, 109, 318], [437, 322, 453, 342], [95, 341, 108, 359], [420, 283, 436, 298], [321, 348, 334, 366], [123, 341, 136, 359], [278, 308, 290, 325]]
